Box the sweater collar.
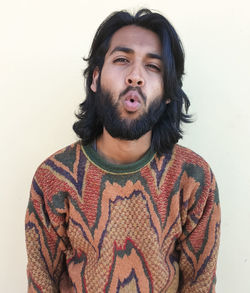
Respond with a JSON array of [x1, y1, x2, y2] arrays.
[[81, 142, 155, 174]]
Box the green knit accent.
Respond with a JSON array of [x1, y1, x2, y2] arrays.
[[81, 143, 155, 174]]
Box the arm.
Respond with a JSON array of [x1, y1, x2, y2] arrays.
[[177, 169, 221, 293], [25, 165, 70, 292]]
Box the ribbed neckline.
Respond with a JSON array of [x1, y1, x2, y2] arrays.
[[81, 142, 156, 174]]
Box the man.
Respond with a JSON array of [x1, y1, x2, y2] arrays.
[[25, 9, 220, 293]]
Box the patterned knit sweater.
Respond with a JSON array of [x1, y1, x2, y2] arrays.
[[25, 141, 220, 293]]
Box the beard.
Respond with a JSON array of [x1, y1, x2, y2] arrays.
[[95, 82, 166, 140]]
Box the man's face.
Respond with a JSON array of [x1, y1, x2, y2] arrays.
[[91, 25, 166, 140]]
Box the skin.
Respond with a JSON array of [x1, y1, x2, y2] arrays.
[[90, 25, 169, 164]]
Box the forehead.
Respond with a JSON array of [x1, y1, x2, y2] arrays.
[[107, 25, 162, 55]]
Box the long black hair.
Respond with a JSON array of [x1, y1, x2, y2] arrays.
[[73, 9, 192, 154]]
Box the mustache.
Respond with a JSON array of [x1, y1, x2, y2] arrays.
[[119, 86, 146, 105]]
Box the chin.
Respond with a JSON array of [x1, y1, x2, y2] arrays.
[[120, 109, 145, 120]]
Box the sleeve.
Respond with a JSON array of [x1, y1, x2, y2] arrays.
[[177, 168, 221, 293], [25, 164, 70, 292]]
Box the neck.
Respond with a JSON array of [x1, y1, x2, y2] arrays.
[[96, 128, 152, 164]]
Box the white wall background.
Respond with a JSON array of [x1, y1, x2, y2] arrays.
[[1, 0, 249, 292]]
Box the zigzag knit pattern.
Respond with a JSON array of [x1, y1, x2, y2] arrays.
[[25, 141, 220, 293]]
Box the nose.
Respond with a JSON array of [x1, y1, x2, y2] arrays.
[[125, 65, 144, 87]]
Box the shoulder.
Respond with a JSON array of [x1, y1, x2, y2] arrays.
[[174, 144, 210, 168], [168, 144, 215, 185], [39, 140, 83, 167], [33, 140, 84, 184], [169, 145, 218, 203]]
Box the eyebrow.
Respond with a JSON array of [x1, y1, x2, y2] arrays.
[[109, 46, 162, 60]]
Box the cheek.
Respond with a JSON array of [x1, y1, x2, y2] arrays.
[[156, 78, 164, 96], [100, 66, 124, 90], [147, 77, 164, 96]]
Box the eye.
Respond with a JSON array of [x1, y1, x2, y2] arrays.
[[113, 57, 129, 64], [146, 63, 161, 72]]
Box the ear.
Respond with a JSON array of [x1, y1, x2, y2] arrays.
[[166, 98, 171, 104], [90, 67, 100, 93]]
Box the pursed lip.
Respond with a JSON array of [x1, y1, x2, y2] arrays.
[[122, 90, 142, 112], [124, 90, 142, 103]]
